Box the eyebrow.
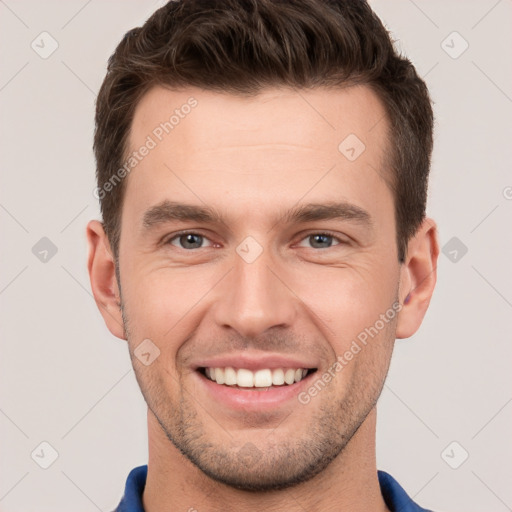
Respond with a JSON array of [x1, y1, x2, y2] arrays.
[[142, 200, 373, 232], [282, 201, 372, 228], [142, 201, 226, 230]]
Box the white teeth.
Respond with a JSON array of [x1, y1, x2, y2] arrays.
[[224, 366, 237, 385], [272, 368, 285, 385], [214, 367, 225, 385], [203, 367, 311, 387], [237, 368, 254, 387], [254, 369, 272, 387], [284, 369, 296, 385]]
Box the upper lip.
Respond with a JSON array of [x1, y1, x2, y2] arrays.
[[193, 352, 318, 372]]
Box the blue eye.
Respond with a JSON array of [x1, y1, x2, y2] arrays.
[[165, 231, 345, 251], [167, 232, 213, 250], [298, 232, 343, 249]]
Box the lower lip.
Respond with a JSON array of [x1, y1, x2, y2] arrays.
[[195, 370, 315, 411]]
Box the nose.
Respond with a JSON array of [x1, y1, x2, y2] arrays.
[[213, 244, 297, 339]]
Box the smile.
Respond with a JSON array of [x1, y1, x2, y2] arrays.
[[195, 365, 320, 410], [200, 366, 316, 389]]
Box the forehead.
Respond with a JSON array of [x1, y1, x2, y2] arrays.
[[129, 84, 389, 156], [123, 84, 392, 226]]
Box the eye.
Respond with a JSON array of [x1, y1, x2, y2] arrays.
[[166, 232, 214, 250], [297, 232, 346, 249], [164, 231, 347, 251]]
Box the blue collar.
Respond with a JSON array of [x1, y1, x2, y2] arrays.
[[115, 465, 433, 511]]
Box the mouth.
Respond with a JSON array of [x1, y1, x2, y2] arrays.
[[198, 366, 318, 391], [192, 354, 320, 410], [195, 365, 320, 413]]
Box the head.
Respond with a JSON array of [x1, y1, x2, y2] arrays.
[[88, 0, 438, 492]]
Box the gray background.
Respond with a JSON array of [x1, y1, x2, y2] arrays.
[[0, 1, 511, 511]]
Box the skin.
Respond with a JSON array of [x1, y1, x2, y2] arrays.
[[87, 85, 439, 512]]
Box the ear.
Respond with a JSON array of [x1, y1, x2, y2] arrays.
[[396, 217, 439, 339], [86, 220, 126, 340]]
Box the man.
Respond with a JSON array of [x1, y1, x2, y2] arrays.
[[86, 0, 440, 510]]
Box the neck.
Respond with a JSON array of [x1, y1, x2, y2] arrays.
[[142, 407, 389, 512]]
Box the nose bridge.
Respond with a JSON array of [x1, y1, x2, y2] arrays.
[[213, 239, 296, 337]]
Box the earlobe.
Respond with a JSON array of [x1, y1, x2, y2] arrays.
[[86, 220, 126, 340], [396, 218, 439, 339]]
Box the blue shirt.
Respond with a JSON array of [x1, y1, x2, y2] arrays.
[[114, 465, 434, 511]]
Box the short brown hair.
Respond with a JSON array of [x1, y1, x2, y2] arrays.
[[94, 0, 434, 263]]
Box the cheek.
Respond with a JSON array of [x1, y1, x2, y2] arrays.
[[291, 260, 399, 349], [122, 266, 218, 341]]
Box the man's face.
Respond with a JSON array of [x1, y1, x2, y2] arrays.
[[117, 85, 402, 490]]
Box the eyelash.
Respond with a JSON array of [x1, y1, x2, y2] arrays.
[[164, 230, 348, 250]]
